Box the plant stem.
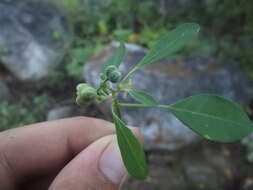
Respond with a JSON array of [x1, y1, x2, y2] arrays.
[[121, 67, 138, 83], [113, 99, 122, 119], [112, 92, 122, 119], [97, 79, 109, 94]]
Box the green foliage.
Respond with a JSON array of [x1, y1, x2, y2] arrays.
[[48, 0, 253, 84], [139, 27, 167, 48], [32, 95, 49, 118], [102, 41, 126, 72], [113, 29, 132, 42], [48, 0, 82, 16], [0, 95, 49, 132], [47, 44, 94, 86], [122, 23, 200, 81], [0, 102, 34, 131], [180, 0, 253, 77], [127, 89, 158, 106], [76, 23, 253, 179], [113, 112, 148, 179], [165, 95, 253, 142], [66, 47, 92, 80], [47, 0, 253, 88], [136, 23, 200, 68]]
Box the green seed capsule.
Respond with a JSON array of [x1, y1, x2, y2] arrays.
[[105, 65, 122, 83], [76, 83, 97, 105], [100, 73, 107, 80], [108, 70, 122, 83], [105, 65, 117, 76], [76, 83, 90, 92], [76, 96, 88, 105], [97, 95, 107, 101]]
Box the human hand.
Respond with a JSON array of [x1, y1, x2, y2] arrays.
[[0, 117, 141, 190]]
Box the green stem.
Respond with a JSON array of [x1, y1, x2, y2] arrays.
[[121, 67, 138, 83], [112, 92, 122, 119], [97, 79, 109, 94], [113, 100, 122, 119]]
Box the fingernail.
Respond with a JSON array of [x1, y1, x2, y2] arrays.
[[99, 138, 127, 184]]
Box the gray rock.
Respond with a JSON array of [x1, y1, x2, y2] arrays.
[[84, 42, 252, 151], [242, 133, 253, 162], [123, 144, 231, 190], [47, 106, 76, 121], [241, 177, 253, 190], [0, 82, 9, 100], [202, 144, 234, 180], [0, 0, 70, 81], [122, 153, 188, 190], [183, 154, 226, 190]]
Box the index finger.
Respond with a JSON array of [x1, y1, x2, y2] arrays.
[[0, 117, 115, 184]]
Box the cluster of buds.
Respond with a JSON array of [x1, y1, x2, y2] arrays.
[[76, 65, 123, 106]]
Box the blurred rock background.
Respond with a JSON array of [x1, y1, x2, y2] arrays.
[[0, 0, 253, 189]]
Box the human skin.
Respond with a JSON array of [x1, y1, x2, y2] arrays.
[[0, 117, 141, 190]]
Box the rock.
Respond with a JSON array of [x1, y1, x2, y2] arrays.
[[0, 0, 70, 81], [122, 153, 188, 190], [0, 82, 9, 100], [47, 106, 76, 121], [241, 177, 253, 190], [123, 144, 231, 190], [182, 153, 226, 189], [84, 42, 252, 151], [242, 134, 253, 162], [202, 144, 234, 180]]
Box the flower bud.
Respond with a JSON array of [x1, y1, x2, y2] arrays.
[[100, 73, 107, 80], [76, 83, 97, 105], [105, 65, 122, 83], [97, 95, 107, 101], [76, 96, 88, 105], [105, 65, 117, 76], [108, 70, 122, 83], [76, 83, 90, 91]]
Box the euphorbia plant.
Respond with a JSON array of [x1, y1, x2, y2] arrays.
[[76, 23, 253, 180]]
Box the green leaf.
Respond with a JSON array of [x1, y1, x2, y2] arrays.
[[137, 23, 200, 68], [113, 112, 148, 179], [101, 41, 126, 72], [164, 94, 253, 142], [128, 89, 158, 106]]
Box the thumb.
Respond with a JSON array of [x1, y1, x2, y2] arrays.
[[49, 134, 129, 190]]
